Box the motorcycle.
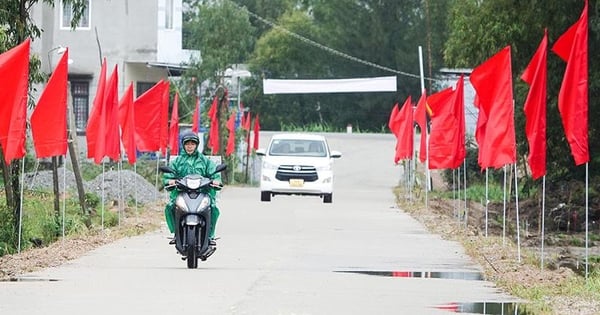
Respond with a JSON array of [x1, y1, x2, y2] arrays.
[[160, 163, 226, 268]]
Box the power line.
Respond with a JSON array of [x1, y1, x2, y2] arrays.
[[227, 0, 441, 82]]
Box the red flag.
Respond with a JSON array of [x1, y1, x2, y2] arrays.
[[226, 111, 236, 156], [388, 102, 401, 136], [191, 96, 200, 133], [450, 75, 466, 169], [207, 95, 220, 154], [470, 46, 516, 169], [413, 91, 428, 163], [245, 113, 252, 154], [103, 65, 121, 162], [426, 88, 455, 169], [168, 93, 180, 156], [119, 82, 136, 165], [134, 80, 165, 152], [522, 30, 548, 179], [31, 48, 68, 158], [160, 81, 170, 156], [392, 97, 413, 163], [86, 59, 107, 161], [253, 114, 260, 150], [0, 39, 30, 164], [552, 0, 589, 165]]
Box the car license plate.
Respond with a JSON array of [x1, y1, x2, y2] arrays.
[[289, 179, 304, 187]]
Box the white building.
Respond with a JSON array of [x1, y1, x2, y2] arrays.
[[30, 0, 199, 134]]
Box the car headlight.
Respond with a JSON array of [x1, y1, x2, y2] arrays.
[[316, 163, 332, 171], [262, 160, 279, 170], [175, 195, 189, 211]]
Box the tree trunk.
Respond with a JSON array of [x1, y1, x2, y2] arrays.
[[66, 83, 89, 225]]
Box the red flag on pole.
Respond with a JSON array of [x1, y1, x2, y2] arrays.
[[119, 82, 136, 165], [207, 95, 220, 154], [522, 30, 548, 179], [470, 46, 516, 170], [226, 111, 236, 156], [551, 0, 589, 165], [191, 96, 200, 133], [0, 39, 30, 164], [451, 75, 466, 169], [413, 91, 428, 163], [168, 93, 180, 156], [160, 81, 170, 156], [86, 59, 107, 162], [393, 96, 413, 163], [31, 48, 68, 158], [426, 87, 455, 169], [103, 65, 121, 162], [134, 80, 165, 152], [388, 102, 401, 137], [253, 114, 261, 150]]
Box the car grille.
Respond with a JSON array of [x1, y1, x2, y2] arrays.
[[275, 165, 318, 182]]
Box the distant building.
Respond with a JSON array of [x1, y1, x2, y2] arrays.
[[30, 0, 199, 135]]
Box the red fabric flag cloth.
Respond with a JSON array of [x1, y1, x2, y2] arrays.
[[134, 80, 165, 152], [552, 0, 589, 166], [470, 46, 516, 170], [426, 87, 455, 169], [191, 96, 200, 133], [31, 48, 68, 158], [0, 39, 30, 164], [387, 102, 401, 137], [102, 65, 121, 162], [393, 96, 413, 163], [168, 93, 180, 156], [245, 113, 252, 154], [413, 91, 428, 163], [160, 81, 170, 156], [86, 59, 107, 160], [522, 30, 548, 179], [207, 95, 220, 154], [253, 114, 261, 150], [450, 75, 466, 169], [118, 82, 136, 165], [225, 111, 236, 156]]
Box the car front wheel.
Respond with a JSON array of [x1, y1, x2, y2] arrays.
[[261, 191, 271, 202], [323, 193, 332, 203]]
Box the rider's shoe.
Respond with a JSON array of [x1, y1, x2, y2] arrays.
[[169, 238, 176, 245], [209, 238, 217, 246]]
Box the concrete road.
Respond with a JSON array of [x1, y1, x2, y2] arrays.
[[0, 132, 518, 315]]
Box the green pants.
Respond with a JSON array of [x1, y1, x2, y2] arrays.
[[164, 203, 220, 238]]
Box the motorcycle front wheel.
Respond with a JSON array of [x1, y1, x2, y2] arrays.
[[186, 226, 198, 269]]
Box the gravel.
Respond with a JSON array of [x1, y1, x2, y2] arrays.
[[24, 167, 164, 205]]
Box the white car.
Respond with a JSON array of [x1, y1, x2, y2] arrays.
[[256, 133, 342, 203]]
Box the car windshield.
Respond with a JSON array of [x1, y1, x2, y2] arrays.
[[269, 139, 327, 157]]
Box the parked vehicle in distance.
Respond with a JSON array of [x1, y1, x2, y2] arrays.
[[256, 133, 342, 203]]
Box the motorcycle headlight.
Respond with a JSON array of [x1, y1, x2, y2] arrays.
[[186, 178, 201, 189], [175, 195, 189, 211]]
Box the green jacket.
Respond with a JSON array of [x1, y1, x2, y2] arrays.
[[162, 150, 221, 201]]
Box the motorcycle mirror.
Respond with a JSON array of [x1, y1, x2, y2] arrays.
[[159, 165, 175, 173], [214, 164, 227, 174]]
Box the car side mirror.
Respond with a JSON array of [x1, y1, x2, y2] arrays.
[[330, 150, 342, 159]]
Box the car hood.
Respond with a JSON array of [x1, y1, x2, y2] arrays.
[[265, 155, 332, 167]]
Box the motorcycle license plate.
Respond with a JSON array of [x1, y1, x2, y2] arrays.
[[289, 179, 304, 187]]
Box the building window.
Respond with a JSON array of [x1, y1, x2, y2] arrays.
[[61, 0, 91, 29], [165, 0, 174, 29], [70, 80, 89, 135], [137, 81, 157, 97]]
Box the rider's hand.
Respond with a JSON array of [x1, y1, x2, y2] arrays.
[[211, 180, 222, 187], [168, 179, 176, 186]]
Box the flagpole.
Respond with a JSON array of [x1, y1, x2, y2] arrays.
[[585, 162, 589, 279], [463, 159, 467, 228], [101, 161, 105, 230], [418, 46, 430, 208], [485, 168, 489, 237], [541, 175, 546, 270], [503, 165, 507, 245], [62, 158, 66, 240], [514, 163, 521, 262], [17, 158, 25, 254]]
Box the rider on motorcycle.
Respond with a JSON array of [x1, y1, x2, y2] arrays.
[[163, 131, 222, 245]]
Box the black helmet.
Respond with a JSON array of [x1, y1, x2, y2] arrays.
[[181, 131, 200, 146]]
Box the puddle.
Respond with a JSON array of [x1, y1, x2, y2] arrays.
[[434, 302, 533, 314], [2, 277, 60, 282], [337, 270, 483, 280]]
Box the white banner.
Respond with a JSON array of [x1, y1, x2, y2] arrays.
[[263, 76, 397, 94]]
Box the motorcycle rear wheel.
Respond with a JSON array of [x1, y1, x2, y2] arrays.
[[186, 226, 198, 269]]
